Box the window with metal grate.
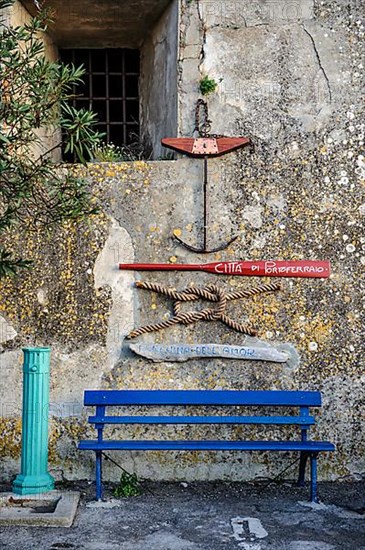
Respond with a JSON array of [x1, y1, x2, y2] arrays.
[[60, 48, 140, 160]]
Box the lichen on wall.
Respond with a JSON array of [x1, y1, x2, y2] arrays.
[[173, 0, 365, 479], [0, 0, 364, 483], [0, 215, 111, 349], [0, 210, 114, 478]]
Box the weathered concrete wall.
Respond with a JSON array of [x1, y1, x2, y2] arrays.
[[20, 0, 172, 48], [1, 0, 364, 483], [140, 0, 179, 158]]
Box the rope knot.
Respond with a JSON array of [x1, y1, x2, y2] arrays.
[[126, 280, 281, 339]]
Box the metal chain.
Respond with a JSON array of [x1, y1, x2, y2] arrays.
[[193, 99, 255, 154], [193, 99, 231, 139], [194, 99, 212, 137]]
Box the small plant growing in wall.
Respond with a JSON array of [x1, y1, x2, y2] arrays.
[[199, 75, 221, 96], [0, 0, 103, 277], [113, 472, 141, 498], [91, 143, 126, 162], [91, 139, 148, 163]]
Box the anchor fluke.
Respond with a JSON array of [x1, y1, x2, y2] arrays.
[[173, 233, 239, 254]]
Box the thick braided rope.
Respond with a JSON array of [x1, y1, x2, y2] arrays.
[[135, 280, 281, 301], [127, 281, 281, 339], [135, 281, 218, 302], [226, 281, 281, 300], [221, 314, 255, 335], [128, 285, 232, 338], [174, 285, 226, 321]]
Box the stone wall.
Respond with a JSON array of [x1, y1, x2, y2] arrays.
[[0, 0, 364, 483]]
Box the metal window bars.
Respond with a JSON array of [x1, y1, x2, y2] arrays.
[[60, 48, 140, 158]]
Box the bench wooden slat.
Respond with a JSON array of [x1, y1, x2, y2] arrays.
[[88, 415, 316, 425], [84, 390, 321, 407], [79, 439, 335, 452]]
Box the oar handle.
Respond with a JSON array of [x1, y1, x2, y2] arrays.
[[119, 263, 200, 271]]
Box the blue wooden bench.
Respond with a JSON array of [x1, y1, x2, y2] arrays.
[[78, 390, 334, 502]]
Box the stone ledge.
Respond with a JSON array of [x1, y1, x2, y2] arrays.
[[0, 491, 80, 527]]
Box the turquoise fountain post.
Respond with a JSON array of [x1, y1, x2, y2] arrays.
[[13, 347, 55, 494]]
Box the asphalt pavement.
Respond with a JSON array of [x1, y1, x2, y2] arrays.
[[0, 480, 364, 550]]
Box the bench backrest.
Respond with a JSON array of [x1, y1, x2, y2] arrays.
[[84, 390, 321, 407], [84, 390, 321, 442]]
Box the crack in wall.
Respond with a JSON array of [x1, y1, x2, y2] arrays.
[[197, 0, 207, 73], [302, 24, 332, 103], [177, 10, 186, 89]]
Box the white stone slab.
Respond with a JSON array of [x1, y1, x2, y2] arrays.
[[0, 491, 80, 527], [129, 343, 289, 363]]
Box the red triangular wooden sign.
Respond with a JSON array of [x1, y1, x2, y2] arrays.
[[161, 137, 251, 158]]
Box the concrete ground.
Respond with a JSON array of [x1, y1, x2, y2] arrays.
[[0, 481, 364, 550]]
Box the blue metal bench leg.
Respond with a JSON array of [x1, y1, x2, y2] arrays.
[[96, 451, 103, 501], [298, 452, 309, 487], [310, 453, 319, 503]]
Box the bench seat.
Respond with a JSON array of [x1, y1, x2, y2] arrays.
[[79, 440, 334, 452]]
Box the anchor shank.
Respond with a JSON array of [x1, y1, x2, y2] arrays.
[[203, 155, 208, 253]]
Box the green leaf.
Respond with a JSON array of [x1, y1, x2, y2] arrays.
[[113, 472, 141, 498]]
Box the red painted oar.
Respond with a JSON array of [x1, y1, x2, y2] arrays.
[[119, 260, 331, 278]]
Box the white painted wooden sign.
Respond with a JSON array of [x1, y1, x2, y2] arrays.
[[129, 343, 289, 363]]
